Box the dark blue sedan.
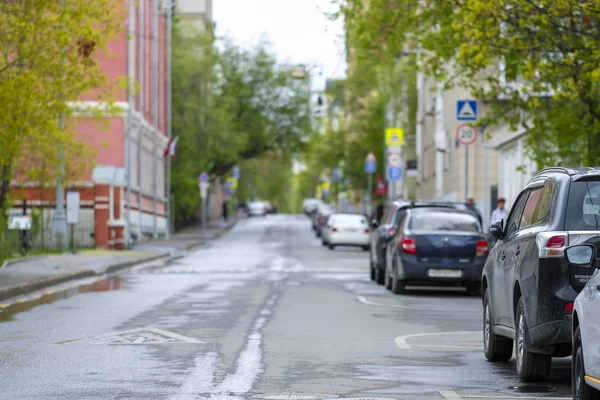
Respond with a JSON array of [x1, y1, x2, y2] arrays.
[[384, 207, 489, 295]]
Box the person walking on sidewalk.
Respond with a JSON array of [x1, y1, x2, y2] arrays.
[[490, 197, 509, 228], [222, 200, 229, 222], [466, 197, 483, 227]]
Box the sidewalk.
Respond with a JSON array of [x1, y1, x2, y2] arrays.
[[0, 217, 237, 302]]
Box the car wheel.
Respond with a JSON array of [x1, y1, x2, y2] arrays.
[[375, 268, 385, 285], [370, 265, 376, 281], [316, 231, 321, 237], [385, 268, 392, 290], [573, 326, 600, 400], [322, 240, 327, 246], [328, 244, 335, 250], [362, 246, 369, 252], [391, 276, 406, 294], [483, 289, 513, 362], [516, 297, 551, 382]]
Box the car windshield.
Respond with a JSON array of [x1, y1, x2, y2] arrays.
[[331, 214, 367, 226], [566, 181, 600, 230], [409, 212, 480, 232]]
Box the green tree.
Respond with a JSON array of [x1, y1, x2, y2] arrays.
[[171, 21, 313, 226], [0, 0, 122, 214], [340, 0, 600, 167]]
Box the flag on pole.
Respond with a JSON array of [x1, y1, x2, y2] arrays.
[[163, 136, 179, 158]]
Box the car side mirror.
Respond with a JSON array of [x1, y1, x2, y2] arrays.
[[490, 219, 504, 240], [565, 244, 596, 267], [371, 219, 379, 229]]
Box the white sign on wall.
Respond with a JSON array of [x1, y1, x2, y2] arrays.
[[66, 192, 80, 224]]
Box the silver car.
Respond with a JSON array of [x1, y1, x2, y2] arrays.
[[321, 213, 370, 251], [569, 244, 600, 400]]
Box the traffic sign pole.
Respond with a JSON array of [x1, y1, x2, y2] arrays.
[[455, 124, 478, 202], [365, 152, 376, 218]]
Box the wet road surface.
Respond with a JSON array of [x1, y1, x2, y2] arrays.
[[0, 215, 572, 399]]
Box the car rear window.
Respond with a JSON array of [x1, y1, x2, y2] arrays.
[[332, 214, 368, 226], [566, 181, 600, 230], [408, 212, 480, 232]]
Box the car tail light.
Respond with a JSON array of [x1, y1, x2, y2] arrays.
[[536, 232, 568, 258], [476, 240, 489, 257], [565, 302, 574, 313], [402, 237, 417, 255], [365, 228, 371, 233], [389, 228, 397, 236], [332, 227, 338, 232]]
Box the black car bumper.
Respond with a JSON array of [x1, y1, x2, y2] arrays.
[[397, 255, 486, 284], [528, 314, 572, 355]]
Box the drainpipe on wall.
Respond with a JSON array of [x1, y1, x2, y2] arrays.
[[152, 0, 159, 237], [434, 82, 445, 199], [166, 0, 172, 239], [138, 0, 144, 238], [415, 48, 424, 185], [125, 0, 136, 247]]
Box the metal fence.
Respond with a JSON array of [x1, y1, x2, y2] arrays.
[[6, 207, 95, 252]]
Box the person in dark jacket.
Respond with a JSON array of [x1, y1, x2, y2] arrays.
[[466, 197, 483, 227], [222, 200, 229, 222]]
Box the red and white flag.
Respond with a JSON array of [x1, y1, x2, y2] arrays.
[[163, 136, 179, 159]]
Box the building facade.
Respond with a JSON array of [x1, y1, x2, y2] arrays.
[[11, 0, 170, 249], [415, 81, 537, 228], [176, 0, 212, 30]]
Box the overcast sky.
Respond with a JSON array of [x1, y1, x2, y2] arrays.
[[213, 0, 347, 91]]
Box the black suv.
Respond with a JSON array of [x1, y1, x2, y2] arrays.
[[483, 167, 600, 382], [370, 200, 481, 285]]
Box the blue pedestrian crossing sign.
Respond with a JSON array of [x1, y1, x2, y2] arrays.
[[456, 100, 478, 121], [388, 167, 403, 181], [364, 152, 376, 173], [365, 161, 376, 173]]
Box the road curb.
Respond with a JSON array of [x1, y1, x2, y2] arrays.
[[0, 252, 170, 303]]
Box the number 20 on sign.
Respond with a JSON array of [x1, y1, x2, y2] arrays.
[[455, 123, 479, 146]]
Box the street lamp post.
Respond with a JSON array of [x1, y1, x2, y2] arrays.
[[50, 0, 67, 249]]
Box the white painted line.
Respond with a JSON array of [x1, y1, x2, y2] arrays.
[[461, 396, 570, 400], [439, 391, 462, 399], [358, 296, 475, 312], [395, 331, 481, 350], [412, 344, 483, 350]]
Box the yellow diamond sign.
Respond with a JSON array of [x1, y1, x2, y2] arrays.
[[385, 128, 405, 146]]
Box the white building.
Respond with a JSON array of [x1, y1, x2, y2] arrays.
[[415, 82, 537, 227], [176, 0, 212, 30]]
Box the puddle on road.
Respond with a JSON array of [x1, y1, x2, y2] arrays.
[[0, 276, 123, 322]]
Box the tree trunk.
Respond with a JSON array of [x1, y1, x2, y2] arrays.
[[0, 164, 12, 214]]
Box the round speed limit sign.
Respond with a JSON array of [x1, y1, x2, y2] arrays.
[[456, 123, 479, 146]]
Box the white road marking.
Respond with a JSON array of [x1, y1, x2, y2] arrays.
[[395, 331, 481, 350], [357, 296, 475, 312], [462, 396, 570, 400], [439, 391, 463, 399], [411, 344, 483, 350]]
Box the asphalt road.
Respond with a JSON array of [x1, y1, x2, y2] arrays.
[[0, 215, 572, 400]]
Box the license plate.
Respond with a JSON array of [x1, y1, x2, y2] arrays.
[[428, 269, 463, 278], [344, 228, 357, 232]]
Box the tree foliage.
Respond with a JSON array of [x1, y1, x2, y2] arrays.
[[171, 21, 313, 225], [0, 0, 122, 211], [340, 0, 600, 167]]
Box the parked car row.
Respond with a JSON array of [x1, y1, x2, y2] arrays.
[[305, 199, 370, 251], [356, 167, 600, 397], [369, 200, 488, 295], [482, 167, 600, 398]]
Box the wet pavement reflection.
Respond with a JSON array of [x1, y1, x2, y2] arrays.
[[0, 276, 122, 322]]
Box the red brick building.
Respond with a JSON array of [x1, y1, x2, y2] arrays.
[[11, 0, 170, 249]]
